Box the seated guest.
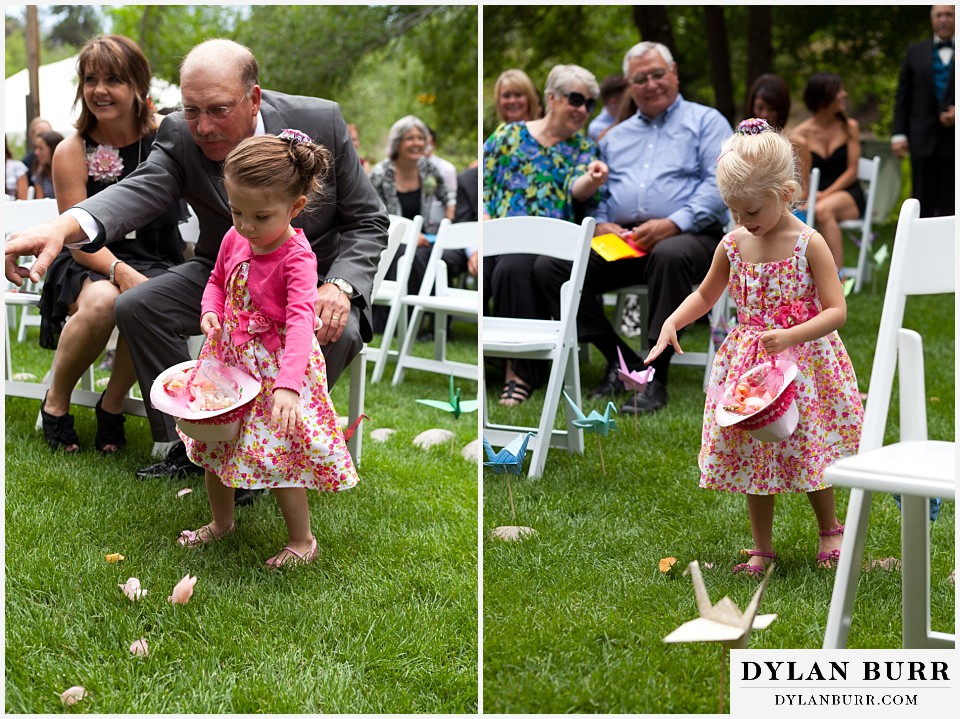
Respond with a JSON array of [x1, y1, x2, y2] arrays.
[[483, 64, 608, 406], [588, 74, 628, 141], [21, 117, 53, 173], [30, 130, 64, 199], [369, 115, 456, 333], [446, 164, 479, 280], [425, 125, 458, 197], [534, 41, 731, 414], [745, 73, 791, 130], [37, 35, 184, 453], [790, 72, 865, 271], [6, 137, 29, 200], [347, 122, 371, 175], [493, 69, 543, 124]]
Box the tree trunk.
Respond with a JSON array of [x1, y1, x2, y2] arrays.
[[746, 6, 773, 90], [632, 5, 675, 51], [703, 6, 735, 124]]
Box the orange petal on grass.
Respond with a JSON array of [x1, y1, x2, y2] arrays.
[[659, 557, 678, 572], [60, 686, 88, 705], [105, 553, 124, 563]]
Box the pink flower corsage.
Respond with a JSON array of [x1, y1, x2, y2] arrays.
[[246, 311, 271, 335], [86, 145, 124, 183], [774, 300, 818, 328], [735, 118, 772, 136]]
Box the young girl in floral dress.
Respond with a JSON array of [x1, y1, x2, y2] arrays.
[[177, 130, 358, 568], [645, 119, 863, 576]]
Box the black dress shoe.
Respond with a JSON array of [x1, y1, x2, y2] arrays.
[[587, 363, 625, 399], [619, 381, 668, 415], [136, 442, 204, 480], [234, 488, 266, 506]]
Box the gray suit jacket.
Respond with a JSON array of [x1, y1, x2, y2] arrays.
[[78, 90, 389, 341]]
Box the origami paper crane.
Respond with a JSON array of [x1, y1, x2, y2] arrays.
[[484, 433, 537, 540], [562, 391, 618, 474], [343, 413, 370, 442], [616, 346, 655, 392], [482, 432, 535, 475], [416, 375, 479, 420], [562, 391, 618, 437], [663, 560, 777, 713]]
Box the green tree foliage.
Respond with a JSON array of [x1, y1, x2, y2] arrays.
[[483, 4, 933, 138], [46, 5, 103, 48]]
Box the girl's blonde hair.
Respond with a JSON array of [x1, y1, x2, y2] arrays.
[[494, 68, 543, 122], [715, 120, 800, 207], [223, 133, 332, 208]]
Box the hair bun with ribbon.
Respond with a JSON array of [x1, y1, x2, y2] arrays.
[[278, 128, 312, 144], [736, 118, 772, 136]]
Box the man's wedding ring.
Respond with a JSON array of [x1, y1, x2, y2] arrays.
[[332, 314, 341, 322]]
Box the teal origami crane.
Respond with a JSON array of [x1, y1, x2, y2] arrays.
[[562, 390, 618, 474], [482, 432, 535, 475], [416, 375, 479, 420]]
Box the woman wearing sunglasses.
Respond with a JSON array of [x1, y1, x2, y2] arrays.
[[483, 63, 608, 407]]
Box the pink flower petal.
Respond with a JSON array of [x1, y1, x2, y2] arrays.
[[129, 638, 149, 657], [176, 488, 193, 499], [167, 574, 197, 605], [60, 686, 87, 705]]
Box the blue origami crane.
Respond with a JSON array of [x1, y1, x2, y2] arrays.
[[482, 432, 535, 475], [416, 375, 479, 420], [562, 390, 618, 436]]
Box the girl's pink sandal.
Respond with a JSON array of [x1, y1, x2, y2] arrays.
[[177, 522, 234, 548], [265, 536, 318, 570], [733, 549, 776, 577], [816, 523, 845, 568]]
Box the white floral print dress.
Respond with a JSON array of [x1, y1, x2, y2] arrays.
[[699, 225, 864, 494]]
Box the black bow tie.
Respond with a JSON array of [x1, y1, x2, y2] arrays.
[[936, 40, 954, 49]]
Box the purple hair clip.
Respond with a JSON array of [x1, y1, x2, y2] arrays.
[[278, 128, 312, 144], [736, 118, 771, 136]]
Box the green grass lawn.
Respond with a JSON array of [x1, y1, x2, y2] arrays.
[[4, 319, 479, 713], [482, 220, 955, 714]]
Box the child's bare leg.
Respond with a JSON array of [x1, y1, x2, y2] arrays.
[[205, 470, 236, 533], [745, 493, 776, 570], [807, 487, 844, 567], [270, 487, 315, 564]]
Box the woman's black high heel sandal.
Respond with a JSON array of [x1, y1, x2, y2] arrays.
[[95, 394, 126, 454], [40, 392, 81, 453]]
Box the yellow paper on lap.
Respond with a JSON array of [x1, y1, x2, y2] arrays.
[[591, 233, 646, 261]]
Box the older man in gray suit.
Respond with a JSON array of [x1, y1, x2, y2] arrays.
[[6, 39, 388, 493]]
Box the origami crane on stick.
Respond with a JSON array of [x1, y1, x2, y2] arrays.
[[663, 560, 777, 712], [484, 432, 538, 541], [617, 347, 655, 427], [562, 390, 618, 474], [417, 375, 479, 451]]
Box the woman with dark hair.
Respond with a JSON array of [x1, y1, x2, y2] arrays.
[[30, 130, 64, 198], [790, 72, 865, 271], [745, 73, 791, 131], [37, 34, 183, 453]]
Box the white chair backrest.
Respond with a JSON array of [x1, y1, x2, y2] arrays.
[[860, 198, 954, 452], [858, 156, 881, 224], [483, 216, 595, 326], [416, 218, 479, 296], [376, 214, 423, 295], [806, 167, 820, 229], [4, 198, 59, 235]]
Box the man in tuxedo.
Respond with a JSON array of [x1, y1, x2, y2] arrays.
[[5, 39, 388, 498], [892, 5, 955, 217]]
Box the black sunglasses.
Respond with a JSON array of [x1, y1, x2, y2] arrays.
[[564, 91, 597, 113]]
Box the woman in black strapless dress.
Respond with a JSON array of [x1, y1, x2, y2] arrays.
[[790, 72, 865, 271]]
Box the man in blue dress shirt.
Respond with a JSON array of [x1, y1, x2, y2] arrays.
[[535, 41, 732, 414]]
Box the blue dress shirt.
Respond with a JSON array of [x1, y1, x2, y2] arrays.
[[592, 94, 732, 233]]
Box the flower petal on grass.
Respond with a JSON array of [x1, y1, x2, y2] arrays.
[[60, 686, 87, 705], [176, 488, 193, 498], [167, 574, 197, 604], [659, 557, 678, 573], [129, 638, 149, 657], [118, 577, 148, 601], [105, 553, 124, 563]]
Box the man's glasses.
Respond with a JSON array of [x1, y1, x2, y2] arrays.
[[629, 68, 669, 86], [564, 91, 597, 113], [182, 94, 249, 122]]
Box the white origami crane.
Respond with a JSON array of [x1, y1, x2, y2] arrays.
[[663, 560, 777, 649]]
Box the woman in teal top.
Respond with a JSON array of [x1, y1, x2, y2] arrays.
[[483, 63, 608, 406]]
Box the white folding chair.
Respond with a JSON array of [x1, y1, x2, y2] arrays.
[[822, 199, 955, 649], [369, 214, 422, 383], [391, 218, 479, 384], [483, 216, 594, 478], [804, 167, 820, 230], [839, 155, 881, 293], [5, 198, 59, 342]]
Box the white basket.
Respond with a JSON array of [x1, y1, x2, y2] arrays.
[[176, 417, 242, 442]]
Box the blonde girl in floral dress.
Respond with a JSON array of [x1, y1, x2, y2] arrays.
[[645, 119, 863, 576], [177, 131, 358, 568]]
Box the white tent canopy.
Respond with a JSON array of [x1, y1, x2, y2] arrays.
[[4, 54, 181, 141]]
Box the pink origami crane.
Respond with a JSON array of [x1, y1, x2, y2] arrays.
[[616, 346, 655, 391]]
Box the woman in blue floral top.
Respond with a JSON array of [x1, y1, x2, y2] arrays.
[[369, 115, 455, 333], [483, 64, 608, 406]]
